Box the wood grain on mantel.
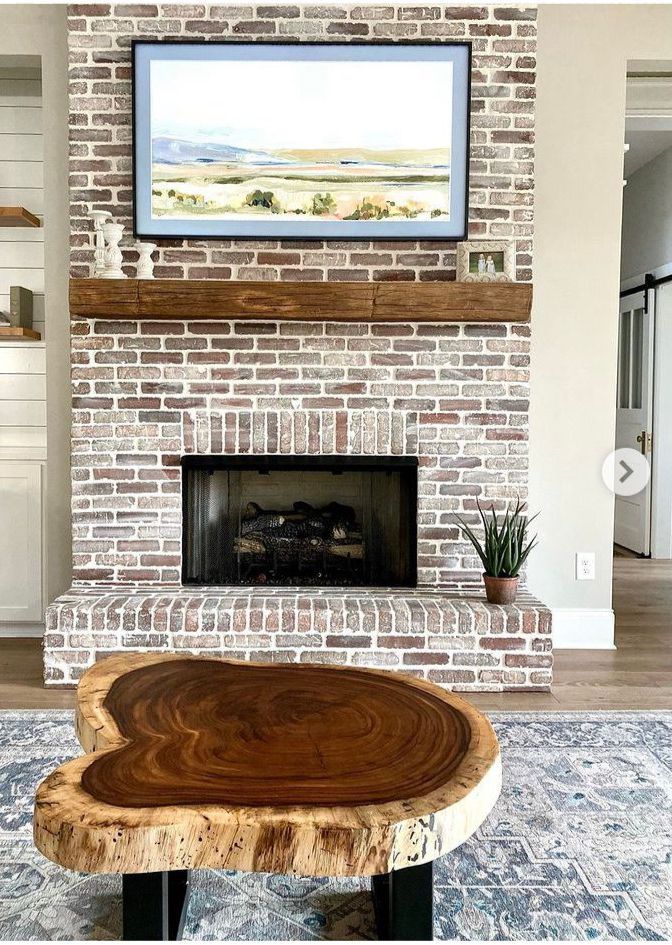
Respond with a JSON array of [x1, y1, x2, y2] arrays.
[[69, 278, 532, 323]]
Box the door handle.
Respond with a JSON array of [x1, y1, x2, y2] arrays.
[[636, 431, 652, 454]]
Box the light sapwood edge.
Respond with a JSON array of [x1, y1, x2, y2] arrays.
[[34, 653, 501, 877]]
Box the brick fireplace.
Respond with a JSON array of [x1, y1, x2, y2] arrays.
[[45, 2, 551, 690]]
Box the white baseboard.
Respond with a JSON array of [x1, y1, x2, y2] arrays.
[[552, 608, 616, 649], [0, 622, 44, 638]]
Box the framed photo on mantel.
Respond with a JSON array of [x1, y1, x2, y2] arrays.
[[132, 41, 471, 242], [456, 240, 515, 283]]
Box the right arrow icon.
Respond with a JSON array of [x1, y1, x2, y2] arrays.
[[602, 448, 650, 497], [619, 461, 633, 483]]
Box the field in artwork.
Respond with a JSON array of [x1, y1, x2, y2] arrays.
[[151, 145, 450, 222], [147, 56, 454, 225]]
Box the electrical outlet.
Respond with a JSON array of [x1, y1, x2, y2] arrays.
[[575, 552, 595, 581]]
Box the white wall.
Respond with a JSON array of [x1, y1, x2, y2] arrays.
[[0, 8, 70, 628], [531, 4, 672, 649], [622, 144, 672, 281]]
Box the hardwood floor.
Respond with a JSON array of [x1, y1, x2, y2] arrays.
[[485, 555, 671, 709], [0, 638, 74, 710], [1, 557, 670, 710]]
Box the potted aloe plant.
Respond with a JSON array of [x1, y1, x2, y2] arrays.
[[454, 498, 538, 605]]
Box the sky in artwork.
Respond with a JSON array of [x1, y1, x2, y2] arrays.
[[150, 58, 453, 151]]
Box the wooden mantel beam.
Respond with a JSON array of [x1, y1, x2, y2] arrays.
[[69, 278, 532, 323]]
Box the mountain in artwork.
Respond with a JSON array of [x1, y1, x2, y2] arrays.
[[152, 136, 289, 166]]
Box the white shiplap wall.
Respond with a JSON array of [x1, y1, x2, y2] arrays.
[[0, 65, 46, 462], [0, 342, 46, 460], [0, 68, 45, 334], [0, 18, 71, 634], [0, 64, 46, 631]]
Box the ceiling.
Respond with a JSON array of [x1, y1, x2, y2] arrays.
[[625, 68, 672, 178], [624, 129, 672, 176]]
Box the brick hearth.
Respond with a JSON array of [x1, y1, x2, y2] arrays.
[[45, 586, 551, 688]]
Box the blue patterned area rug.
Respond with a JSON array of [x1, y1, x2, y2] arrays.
[[1, 711, 670, 941]]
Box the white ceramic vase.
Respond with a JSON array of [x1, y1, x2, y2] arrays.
[[88, 209, 111, 278], [135, 241, 157, 279], [100, 223, 127, 279]]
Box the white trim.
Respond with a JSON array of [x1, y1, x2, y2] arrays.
[[651, 281, 672, 559], [626, 75, 672, 121], [0, 621, 43, 637], [552, 608, 616, 649]]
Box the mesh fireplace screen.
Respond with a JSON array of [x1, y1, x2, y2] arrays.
[[182, 456, 417, 588]]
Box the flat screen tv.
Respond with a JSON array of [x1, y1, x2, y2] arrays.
[[133, 41, 471, 241]]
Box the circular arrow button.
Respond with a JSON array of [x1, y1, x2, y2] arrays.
[[602, 447, 650, 497]]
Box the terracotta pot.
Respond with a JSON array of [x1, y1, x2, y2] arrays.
[[483, 574, 519, 605]]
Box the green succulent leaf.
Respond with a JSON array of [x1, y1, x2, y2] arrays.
[[452, 497, 539, 578]]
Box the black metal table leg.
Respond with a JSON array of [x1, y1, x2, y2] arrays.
[[167, 869, 190, 940], [122, 870, 190, 941], [371, 861, 434, 941]]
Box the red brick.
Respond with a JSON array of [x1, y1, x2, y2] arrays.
[[480, 637, 525, 650]]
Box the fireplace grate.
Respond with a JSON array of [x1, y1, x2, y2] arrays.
[[235, 500, 364, 586]]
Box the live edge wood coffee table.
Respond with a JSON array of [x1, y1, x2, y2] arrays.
[[34, 653, 501, 942]]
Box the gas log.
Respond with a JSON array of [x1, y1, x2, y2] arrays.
[[234, 501, 364, 564]]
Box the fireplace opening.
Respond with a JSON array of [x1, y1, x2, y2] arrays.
[[182, 456, 418, 588]]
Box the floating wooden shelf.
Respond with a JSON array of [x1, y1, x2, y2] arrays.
[[69, 278, 532, 323], [0, 206, 41, 228], [0, 326, 41, 340]]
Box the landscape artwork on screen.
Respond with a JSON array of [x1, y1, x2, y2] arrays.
[[148, 55, 454, 231]]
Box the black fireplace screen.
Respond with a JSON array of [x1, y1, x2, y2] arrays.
[[182, 456, 417, 588]]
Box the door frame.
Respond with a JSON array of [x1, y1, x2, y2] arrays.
[[651, 278, 672, 557]]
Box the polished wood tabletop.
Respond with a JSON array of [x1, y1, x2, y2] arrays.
[[34, 653, 501, 878]]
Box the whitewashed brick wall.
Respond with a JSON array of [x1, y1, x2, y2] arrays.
[[66, 3, 536, 586], [48, 4, 548, 693], [71, 317, 530, 585], [68, 3, 536, 281]]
